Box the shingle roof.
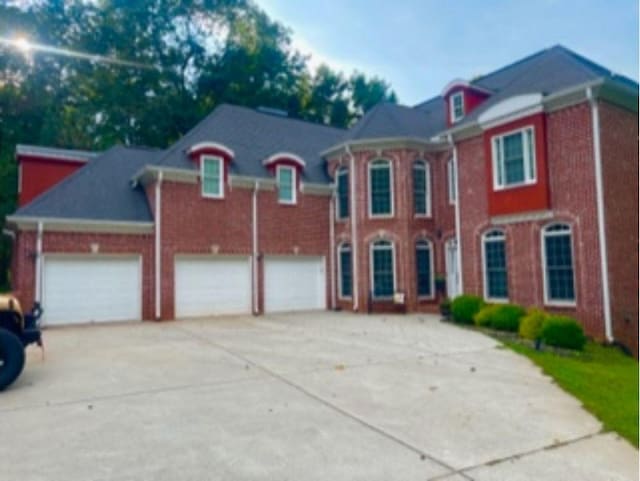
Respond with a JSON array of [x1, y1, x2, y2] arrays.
[[156, 104, 345, 183], [14, 145, 159, 222]]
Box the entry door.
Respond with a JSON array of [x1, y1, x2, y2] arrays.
[[445, 239, 460, 298]]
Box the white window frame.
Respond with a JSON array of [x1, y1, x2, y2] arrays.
[[541, 223, 577, 307], [491, 126, 537, 190], [447, 158, 457, 205], [481, 230, 509, 303], [415, 239, 435, 300], [200, 155, 224, 199], [450, 91, 465, 123], [367, 159, 394, 219], [337, 243, 352, 300], [369, 240, 396, 300], [336, 167, 349, 220], [277, 164, 296, 205], [413, 160, 431, 218]]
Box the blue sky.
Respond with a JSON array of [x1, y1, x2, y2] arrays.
[[256, 0, 639, 105]]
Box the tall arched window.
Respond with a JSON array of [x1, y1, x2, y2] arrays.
[[482, 230, 508, 301], [368, 159, 393, 217], [413, 160, 431, 216], [542, 223, 576, 304], [370, 239, 395, 299], [415, 239, 434, 298], [338, 243, 352, 299], [336, 167, 349, 220]]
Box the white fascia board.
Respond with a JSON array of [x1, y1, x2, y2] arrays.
[[6, 216, 154, 234], [321, 137, 447, 158]]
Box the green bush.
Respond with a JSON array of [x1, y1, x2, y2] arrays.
[[451, 295, 484, 324], [541, 315, 586, 350], [491, 304, 526, 331], [473, 305, 496, 327], [519, 308, 547, 340]]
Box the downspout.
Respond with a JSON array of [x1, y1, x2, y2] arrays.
[[329, 189, 336, 310], [252, 181, 259, 315], [154, 171, 163, 320], [34, 221, 43, 303], [448, 134, 464, 296], [347, 144, 359, 311], [586, 87, 613, 342]]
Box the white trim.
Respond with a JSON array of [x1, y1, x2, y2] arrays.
[[337, 242, 353, 300], [34, 222, 43, 304], [445, 237, 460, 299], [335, 167, 349, 220], [329, 195, 336, 308], [491, 210, 553, 225], [441, 78, 493, 97], [450, 137, 464, 295], [415, 239, 435, 300], [367, 158, 395, 218], [187, 141, 235, 158], [413, 160, 432, 217], [587, 87, 613, 341], [447, 158, 457, 205], [263, 152, 306, 168], [369, 239, 396, 301], [347, 146, 359, 310], [541, 223, 577, 307], [491, 126, 537, 190], [276, 164, 297, 204], [321, 137, 447, 158], [252, 181, 259, 315], [200, 155, 224, 199], [6, 216, 154, 234], [481, 229, 509, 303], [154, 171, 163, 319], [450, 91, 465, 123]]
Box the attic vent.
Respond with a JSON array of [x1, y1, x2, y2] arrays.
[[257, 106, 288, 117]]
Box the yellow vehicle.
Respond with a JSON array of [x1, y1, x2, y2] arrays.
[[0, 294, 42, 390]]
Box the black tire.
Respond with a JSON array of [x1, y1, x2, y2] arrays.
[[0, 328, 26, 391]]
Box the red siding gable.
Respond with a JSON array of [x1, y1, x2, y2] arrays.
[[19, 156, 86, 206]]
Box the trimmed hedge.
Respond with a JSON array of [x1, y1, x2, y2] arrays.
[[474, 304, 526, 332], [473, 305, 496, 327], [541, 315, 586, 350], [519, 308, 547, 340], [451, 295, 485, 324]]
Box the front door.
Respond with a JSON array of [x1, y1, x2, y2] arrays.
[[445, 238, 460, 299]]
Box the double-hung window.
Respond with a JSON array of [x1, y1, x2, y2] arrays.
[[338, 243, 352, 298], [277, 165, 296, 204], [542, 224, 576, 305], [336, 167, 349, 219], [482, 230, 508, 301], [201, 155, 223, 198], [371, 240, 395, 299], [413, 161, 431, 216], [492, 127, 536, 189], [369, 159, 393, 217], [450, 92, 465, 122], [415, 240, 434, 298]]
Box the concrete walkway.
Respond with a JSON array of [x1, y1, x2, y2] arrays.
[[1, 312, 637, 481]]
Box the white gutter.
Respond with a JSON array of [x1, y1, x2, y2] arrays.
[[448, 134, 464, 296], [154, 171, 163, 319], [2, 228, 15, 241], [586, 87, 613, 342], [347, 144, 359, 311], [329, 190, 336, 310], [252, 181, 259, 315], [34, 221, 43, 303]]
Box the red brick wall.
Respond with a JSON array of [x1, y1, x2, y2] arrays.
[[11, 230, 154, 319], [599, 101, 639, 356], [457, 102, 607, 340], [18, 157, 85, 206]]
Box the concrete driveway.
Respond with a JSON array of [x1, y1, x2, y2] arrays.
[[1, 312, 636, 481]]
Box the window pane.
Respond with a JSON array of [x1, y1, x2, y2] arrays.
[[485, 238, 508, 299], [545, 233, 575, 301], [203, 158, 221, 195], [373, 247, 393, 297], [416, 245, 432, 296], [413, 163, 426, 214], [337, 171, 349, 218], [503, 133, 525, 185], [526, 129, 535, 179], [339, 248, 352, 297], [279, 168, 293, 202], [493, 138, 503, 186], [370, 163, 391, 215]]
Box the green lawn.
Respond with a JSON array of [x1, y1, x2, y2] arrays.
[[505, 341, 639, 447]]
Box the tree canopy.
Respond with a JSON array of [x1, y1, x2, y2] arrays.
[[0, 0, 396, 290]]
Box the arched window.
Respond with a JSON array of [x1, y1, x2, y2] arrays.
[[336, 167, 349, 220], [415, 239, 434, 298], [368, 159, 393, 217], [413, 160, 431, 216], [370, 239, 395, 299], [482, 230, 508, 301], [542, 223, 576, 304], [338, 243, 352, 299]]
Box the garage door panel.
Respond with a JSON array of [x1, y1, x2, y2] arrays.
[[264, 257, 325, 313], [43, 256, 141, 325], [175, 256, 251, 318]]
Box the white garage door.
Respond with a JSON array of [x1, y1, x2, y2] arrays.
[[175, 256, 251, 318], [264, 256, 326, 313], [42, 256, 142, 326]]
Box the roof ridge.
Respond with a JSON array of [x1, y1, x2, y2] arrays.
[[470, 46, 556, 88], [234, 104, 347, 133], [347, 103, 385, 139]]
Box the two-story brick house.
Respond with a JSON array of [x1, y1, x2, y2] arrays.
[[6, 46, 638, 354]]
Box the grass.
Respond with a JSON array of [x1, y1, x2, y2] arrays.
[[504, 340, 639, 447]]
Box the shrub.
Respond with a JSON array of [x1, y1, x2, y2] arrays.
[[519, 308, 547, 340], [541, 315, 586, 350], [451, 295, 484, 324], [491, 304, 527, 331], [473, 305, 496, 327]]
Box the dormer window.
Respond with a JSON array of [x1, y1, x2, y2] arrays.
[[450, 91, 465, 122], [201, 155, 224, 198], [277, 165, 296, 204]]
